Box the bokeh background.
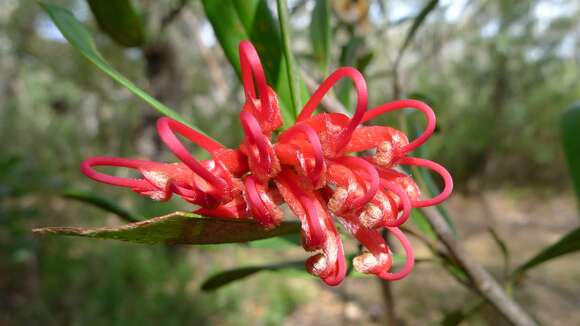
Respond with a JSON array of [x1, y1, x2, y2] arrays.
[[1, 0, 579, 325]]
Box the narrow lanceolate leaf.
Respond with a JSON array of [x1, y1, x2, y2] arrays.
[[410, 209, 436, 240], [201, 261, 305, 291], [201, 0, 309, 126], [33, 211, 301, 245], [248, 233, 301, 249], [337, 37, 364, 111], [561, 102, 580, 209], [87, 0, 146, 47], [39, 3, 194, 130], [277, 0, 301, 117], [487, 226, 510, 278], [62, 189, 141, 223], [515, 226, 580, 275], [310, 0, 331, 73], [396, 0, 439, 62]]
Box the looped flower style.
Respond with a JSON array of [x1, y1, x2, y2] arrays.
[[81, 40, 453, 286]]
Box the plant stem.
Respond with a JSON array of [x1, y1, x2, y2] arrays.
[[421, 206, 537, 326], [276, 0, 301, 119]]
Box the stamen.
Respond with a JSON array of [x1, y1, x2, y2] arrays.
[[195, 197, 248, 218], [321, 231, 347, 286], [296, 67, 368, 155], [281, 123, 324, 184], [275, 172, 326, 248], [328, 187, 348, 213], [339, 216, 392, 275], [353, 252, 379, 273], [380, 180, 412, 227], [399, 157, 453, 207], [240, 110, 274, 172], [305, 254, 328, 277], [378, 227, 415, 281], [333, 156, 379, 209], [244, 176, 276, 228], [373, 141, 394, 167], [171, 183, 219, 208], [239, 41, 272, 119], [362, 99, 436, 154], [156, 118, 228, 199], [359, 203, 383, 228], [81, 156, 155, 190]]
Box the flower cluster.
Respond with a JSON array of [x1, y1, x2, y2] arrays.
[[81, 41, 452, 286]]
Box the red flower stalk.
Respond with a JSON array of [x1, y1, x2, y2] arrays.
[[81, 40, 453, 286]]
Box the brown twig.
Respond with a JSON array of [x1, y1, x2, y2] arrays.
[[421, 206, 537, 326], [161, 0, 189, 31]]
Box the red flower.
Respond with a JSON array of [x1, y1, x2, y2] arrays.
[[81, 41, 453, 286]]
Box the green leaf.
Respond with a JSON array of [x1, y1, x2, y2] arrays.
[[515, 226, 580, 275], [561, 102, 580, 208], [201, 261, 305, 291], [440, 299, 485, 326], [337, 37, 364, 111], [33, 211, 301, 245], [62, 189, 141, 223], [201, 0, 309, 126], [86, 0, 146, 47], [441, 256, 469, 284], [276, 0, 301, 117], [248, 233, 301, 249], [39, 2, 194, 129], [487, 227, 510, 278], [310, 0, 331, 73], [396, 0, 439, 62], [441, 310, 467, 326], [410, 209, 436, 240], [355, 52, 374, 74]]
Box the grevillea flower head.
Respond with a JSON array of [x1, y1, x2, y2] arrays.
[[81, 40, 453, 286]]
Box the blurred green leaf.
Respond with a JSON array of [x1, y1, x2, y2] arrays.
[[441, 256, 469, 284], [201, 0, 309, 125], [396, 0, 439, 62], [276, 0, 301, 117], [201, 260, 305, 291], [355, 52, 374, 74], [440, 299, 485, 326], [337, 37, 364, 110], [86, 0, 146, 47], [410, 209, 436, 240], [33, 211, 301, 245], [561, 102, 580, 208], [310, 0, 331, 73], [487, 226, 510, 278], [441, 310, 466, 326], [63, 189, 141, 223], [515, 226, 580, 275], [39, 3, 194, 129]]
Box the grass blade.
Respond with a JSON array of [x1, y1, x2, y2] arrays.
[[310, 0, 331, 73], [561, 102, 580, 209], [276, 0, 301, 118], [63, 189, 141, 223]]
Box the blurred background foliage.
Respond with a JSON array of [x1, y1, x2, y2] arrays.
[[1, 0, 580, 325]]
